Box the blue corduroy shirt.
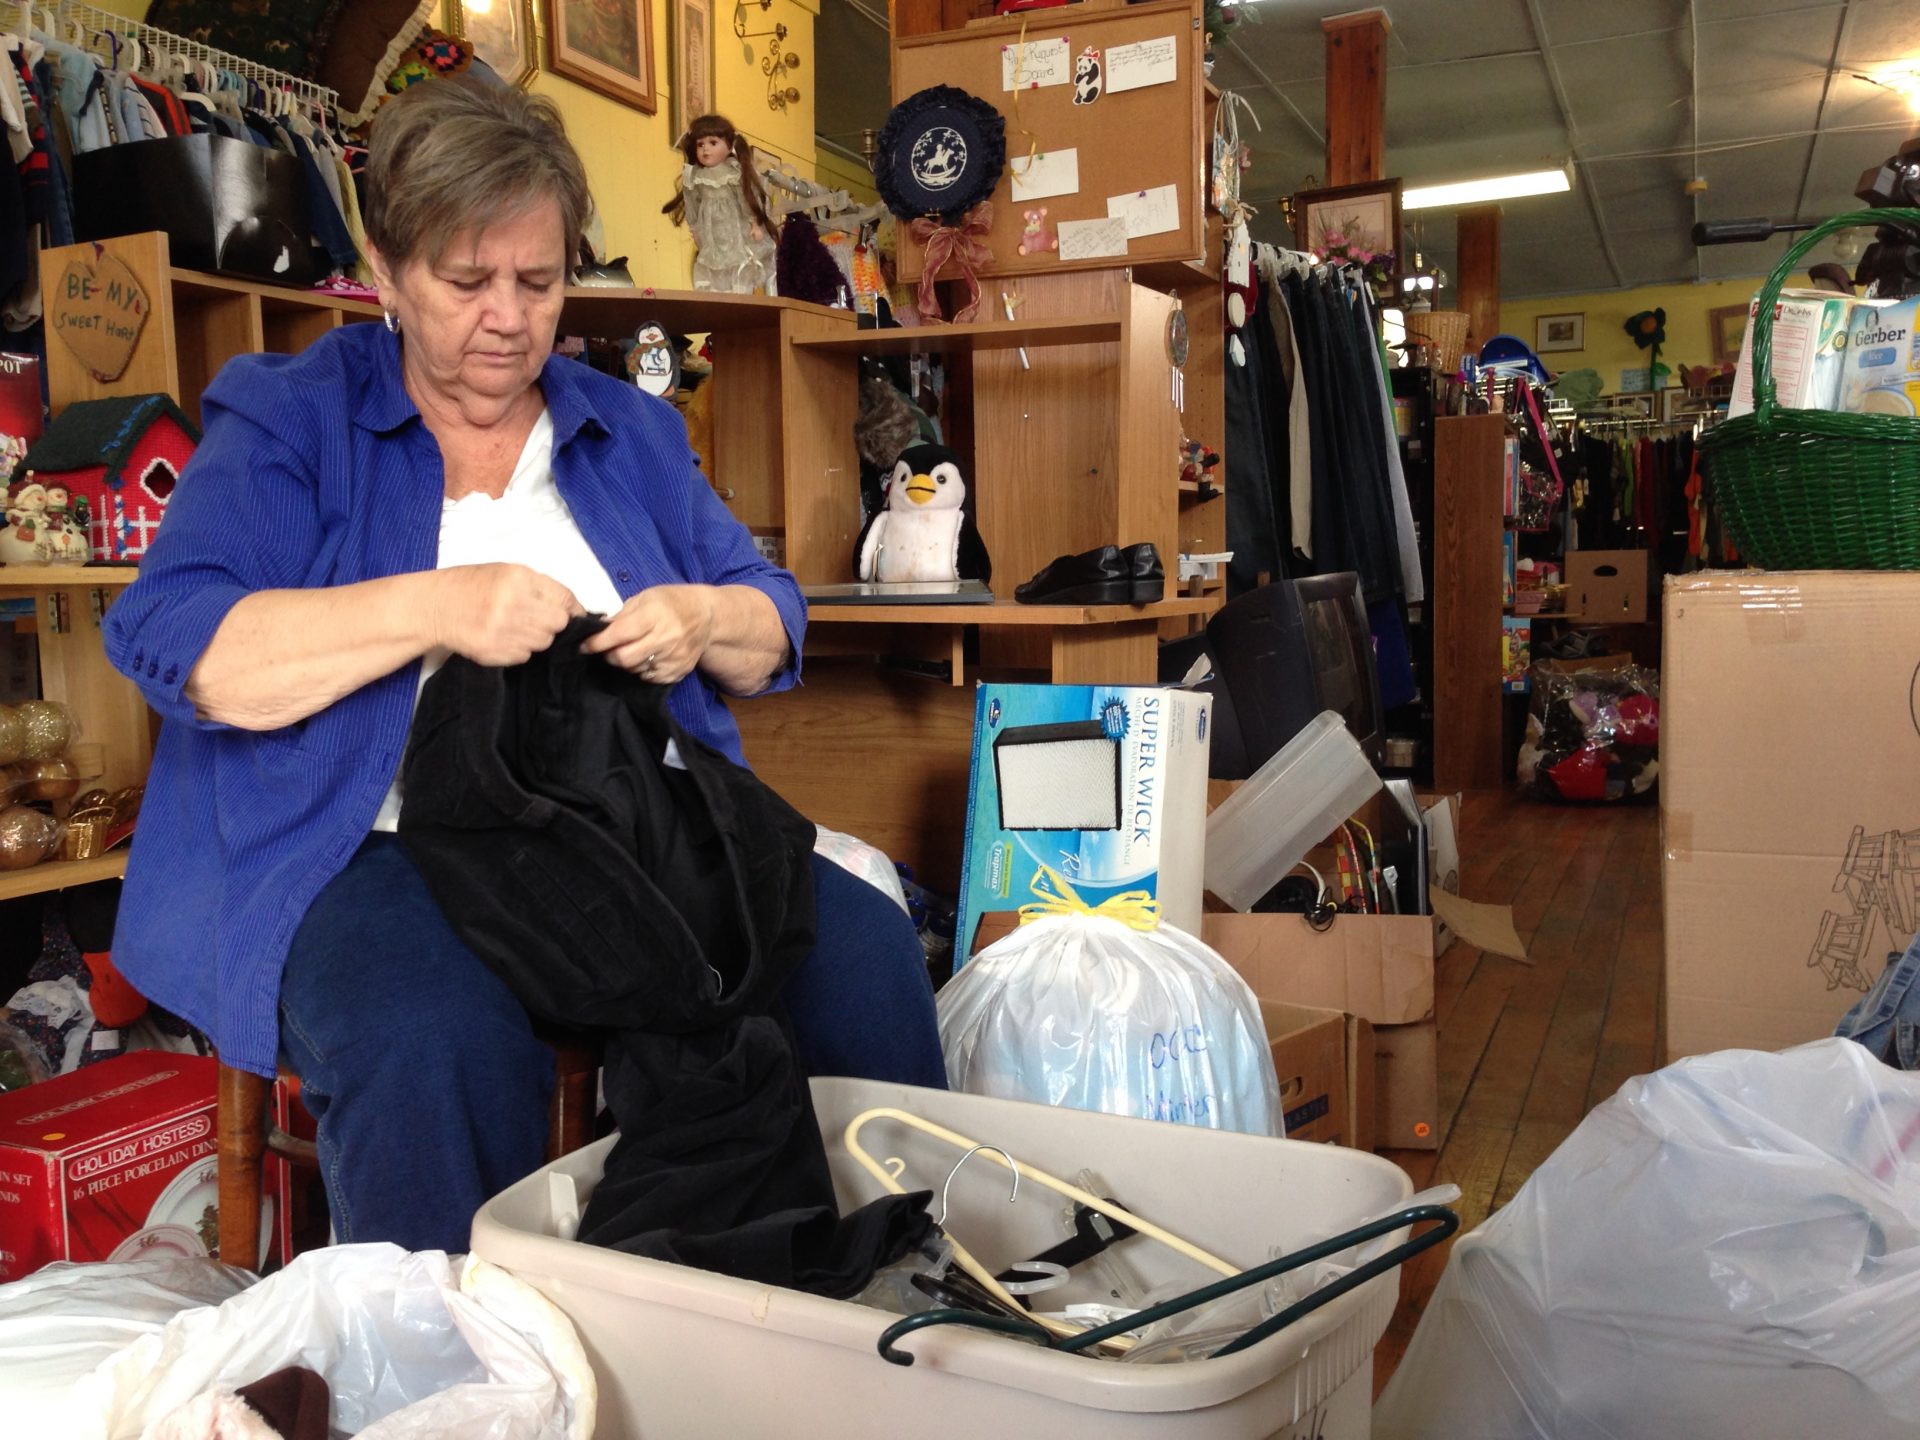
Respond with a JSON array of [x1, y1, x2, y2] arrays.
[[103, 322, 807, 1076]]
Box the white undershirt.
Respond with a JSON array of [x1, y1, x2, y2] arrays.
[[371, 410, 623, 831]]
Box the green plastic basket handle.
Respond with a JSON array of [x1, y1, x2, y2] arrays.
[[1748, 207, 1920, 422]]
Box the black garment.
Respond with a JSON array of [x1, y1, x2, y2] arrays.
[[1224, 292, 1282, 594], [398, 619, 932, 1296]]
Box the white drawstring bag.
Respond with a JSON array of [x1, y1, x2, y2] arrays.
[[937, 875, 1282, 1136]]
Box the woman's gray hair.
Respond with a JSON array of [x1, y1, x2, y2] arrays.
[[364, 79, 590, 267]]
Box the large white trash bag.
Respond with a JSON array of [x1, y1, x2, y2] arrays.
[[1375, 1038, 1920, 1440], [0, 1244, 596, 1440], [937, 895, 1282, 1136]]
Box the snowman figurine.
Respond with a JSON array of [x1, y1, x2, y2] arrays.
[[855, 441, 992, 585]]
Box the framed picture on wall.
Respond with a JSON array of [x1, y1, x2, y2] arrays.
[[1534, 312, 1585, 353], [1709, 303, 1750, 366], [549, 0, 657, 114], [447, 0, 537, 88], [668, 0, 714, 140], [1292, 179, 1402, 282]]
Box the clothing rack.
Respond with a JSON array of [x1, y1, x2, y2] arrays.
[[44, 0, 338, 109]]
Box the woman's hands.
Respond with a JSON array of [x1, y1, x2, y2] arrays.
[[580, 584, 717, 685], [432, 563, 583, 666]]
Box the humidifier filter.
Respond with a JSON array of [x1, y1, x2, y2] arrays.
[[992, 721, 1122, 831]]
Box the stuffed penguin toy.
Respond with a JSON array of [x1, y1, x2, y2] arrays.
[[855, 441, 992, 584]]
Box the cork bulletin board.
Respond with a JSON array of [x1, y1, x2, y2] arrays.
[[891, 0, 1204, 284]]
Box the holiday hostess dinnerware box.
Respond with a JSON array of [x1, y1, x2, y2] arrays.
[[955, 683, 1212, 964], [0, 1051, 284, 1281], [1662, 572, 1920, 1061]]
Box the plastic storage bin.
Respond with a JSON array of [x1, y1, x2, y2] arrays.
[[1205, 711, 1382, 911], [472, 1078, 1412, 1440]]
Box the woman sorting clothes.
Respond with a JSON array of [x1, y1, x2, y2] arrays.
[[104, 79, 944, 1253]]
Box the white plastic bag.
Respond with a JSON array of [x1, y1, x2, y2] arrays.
[[23, 1244, 594, 1440], [1375, 1038, 1920, 1440], [813, 825, 910, 913], [0, 1255, 255, 1427], [937, 912, 1282, 1136]]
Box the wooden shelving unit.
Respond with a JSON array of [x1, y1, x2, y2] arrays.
[[0, 851, 128, 903], [791, 317, 1123, 355]]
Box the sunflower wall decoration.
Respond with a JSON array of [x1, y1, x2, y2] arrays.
[[1624, 307, 1671, 388]]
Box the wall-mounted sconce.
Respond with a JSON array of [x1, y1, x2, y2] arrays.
[[735, 0, 802, 112]]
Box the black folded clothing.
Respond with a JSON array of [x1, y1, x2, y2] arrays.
[[1014, 542, 1163, 604]]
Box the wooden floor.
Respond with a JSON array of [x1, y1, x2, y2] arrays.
[[1371, 789, 1663, 1395]]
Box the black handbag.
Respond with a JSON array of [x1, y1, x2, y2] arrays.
[[72, 134, 327, 285]]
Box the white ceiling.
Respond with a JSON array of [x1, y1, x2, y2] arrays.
[[814, 0, 1920, 298]]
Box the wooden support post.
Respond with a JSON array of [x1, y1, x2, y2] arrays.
[[1322, 9, 1391, 186], [1455, 204, 1503, 356]]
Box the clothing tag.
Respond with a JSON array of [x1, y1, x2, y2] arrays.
[[91, 1028, 120, 1051], [662, 737, 688, 771]]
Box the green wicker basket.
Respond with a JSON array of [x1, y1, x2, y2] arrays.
[[1702, 207, 1920, 569]]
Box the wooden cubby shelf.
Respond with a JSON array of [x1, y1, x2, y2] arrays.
[[807, 597, 1217, 625], [0, 566, 139, 588], [789, 317, 1124, 355], [0, 851, 129, 903]]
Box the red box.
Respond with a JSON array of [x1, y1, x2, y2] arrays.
[[0, 1052, 285, 1281]]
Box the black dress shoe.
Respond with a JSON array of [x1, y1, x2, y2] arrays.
[[1125, 543, 1165, 604], [1014, 544, 1129, 604]]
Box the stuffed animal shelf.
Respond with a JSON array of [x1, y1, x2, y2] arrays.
[[855, 442, 992, 584]]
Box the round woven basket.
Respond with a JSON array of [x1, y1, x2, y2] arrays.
[[1702, 207, 1920, 569], [1403, 309, 1468, 374]]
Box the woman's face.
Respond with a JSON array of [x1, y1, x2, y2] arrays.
[[371, 198, 569, 415], [693, 134, 729, 167]]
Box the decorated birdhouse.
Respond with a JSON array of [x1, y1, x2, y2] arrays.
[[10, 395, 199, 563]]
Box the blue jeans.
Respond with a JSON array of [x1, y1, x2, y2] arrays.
[[278, 834, 945, 1253], [1835, 931, 1920, 1070]]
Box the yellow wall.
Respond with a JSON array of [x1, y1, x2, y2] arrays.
[[1499, 276, 1785, 392], [88, 0, 822, 287], [815, 146, 878, 204], [451, 0, 822, 287]]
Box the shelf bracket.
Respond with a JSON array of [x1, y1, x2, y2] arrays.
[[44, 591, 68, 635]]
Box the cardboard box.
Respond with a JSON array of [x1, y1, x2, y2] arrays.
[[1260, 1002, 1348, 1144], [1258, 1001, 1377, 1150], [1206, 912, 1440, 1149], [1372, 1019, 1438, 1149], [1663, 572, 1920, 1059], [957, 684, 1212, 960], [1567, 550, 1649, 623], [1346, 1015, 1378, 1154], [0, 1052, 283, 1281]]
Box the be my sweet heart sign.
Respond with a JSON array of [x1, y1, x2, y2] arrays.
[[50, 247, 149, 383]]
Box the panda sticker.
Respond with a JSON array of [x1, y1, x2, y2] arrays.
[[1073, 47, 1102, 106]]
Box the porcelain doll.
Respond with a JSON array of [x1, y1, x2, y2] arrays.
[[663, 114, 779, 294]]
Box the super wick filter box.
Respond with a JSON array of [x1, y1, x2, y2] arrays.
[[956, 683, 1212, 962], [0, 1052, 284, 1280]]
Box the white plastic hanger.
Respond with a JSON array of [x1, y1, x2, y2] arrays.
[[844, 1106, 1236, 1347]]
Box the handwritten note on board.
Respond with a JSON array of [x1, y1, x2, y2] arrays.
[[1105, 36, 1177, 94], [1107, 184, 1180, 239], [1057, 216, 1129, 262], [1010, 148, 1080, 202], [1001, 36, 1071, 90]]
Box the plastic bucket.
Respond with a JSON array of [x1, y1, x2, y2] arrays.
[[471, 1079, 1410, 1439]]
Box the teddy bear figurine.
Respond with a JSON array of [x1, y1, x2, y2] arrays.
[[1018, 207, 1058, 257]]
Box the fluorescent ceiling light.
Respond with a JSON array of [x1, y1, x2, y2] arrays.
[[1403, 166, 1573, 210]]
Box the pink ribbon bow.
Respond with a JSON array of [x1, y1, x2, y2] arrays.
[[909, 202, 994, 324]]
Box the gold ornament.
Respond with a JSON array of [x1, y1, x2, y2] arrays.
[[19, 757, 76, 801], [0, 804, 58, 869], [0, 707, 26, 765], [15, 701, 73, 759]]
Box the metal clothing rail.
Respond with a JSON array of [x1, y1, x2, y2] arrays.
[[50, 0, 338, 108]]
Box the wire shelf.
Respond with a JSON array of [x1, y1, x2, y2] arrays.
[[32, 0, 338, 109]]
